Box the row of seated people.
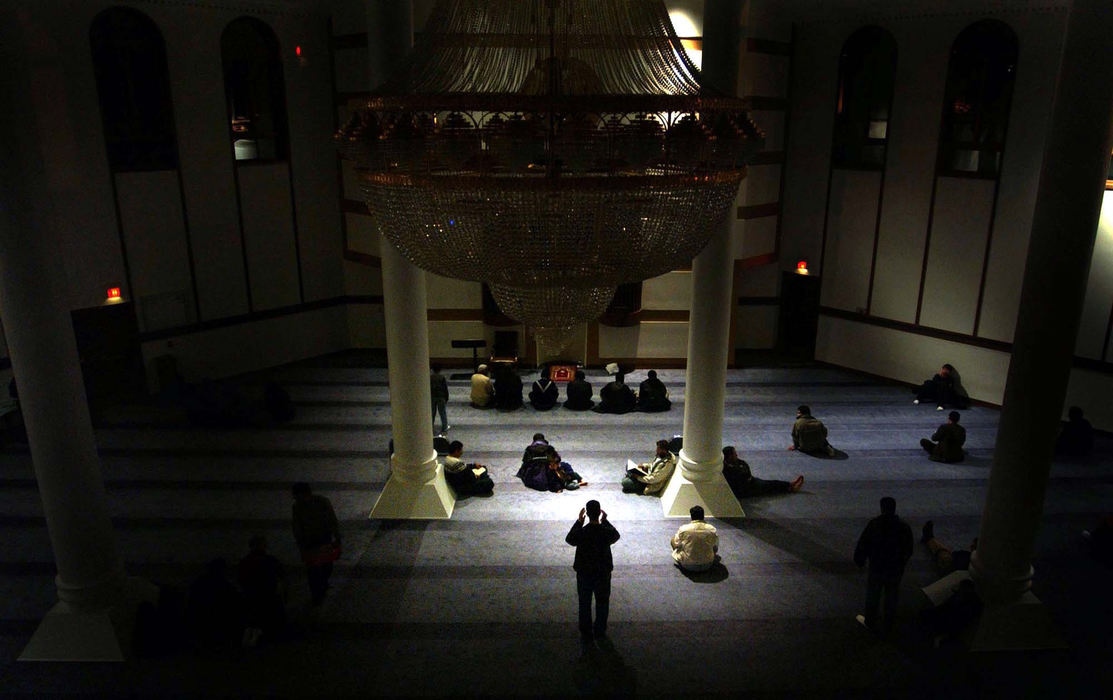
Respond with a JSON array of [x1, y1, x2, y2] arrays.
[[469, 365, 671, 413]]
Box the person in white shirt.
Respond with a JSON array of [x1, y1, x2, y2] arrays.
[[621, 439, 677, 495], [671, 506, 719, 572]]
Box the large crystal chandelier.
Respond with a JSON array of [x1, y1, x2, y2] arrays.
[[337, 0, 763, 344]]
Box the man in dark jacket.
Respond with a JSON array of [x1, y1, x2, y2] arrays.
[[854, 496, 913, 634], [920, 411, 966, 462], [594, 372, 636, 414], [292, 482, 341, 605], [565, 500, 620, 642], [430, 363, 449, 433], [636, 369, 671, 412], [564, 370, 594, 410]]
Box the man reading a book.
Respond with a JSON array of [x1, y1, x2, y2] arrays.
[[621, 439, 678, 495]]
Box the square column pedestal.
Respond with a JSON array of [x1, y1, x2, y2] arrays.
[[369, 461, 455, 520], [660, 452, 744, 518]]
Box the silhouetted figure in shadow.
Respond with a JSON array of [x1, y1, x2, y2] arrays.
[[854, 496, 913, 635], [918, 578, 982, 648], [493, 364, 523, 411], [722, 445, 803, 498], [444, 440, 495, 497], [292, 482, 341, 605], [187, 558, 244, 649], [238, 534, 286, 646], [264, 382, 296, 424], [1056, 405, 1094, 457], [529, 367, 559, 410], [566, 500, 620, 643], [636, 370, 671, 412], [920, 411, 966, 463], [563, 370, 595, 410], [915, 363, 969, 410], [594, 372, 636, 414]]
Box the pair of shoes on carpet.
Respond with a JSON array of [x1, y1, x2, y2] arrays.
[[936, 406, 944, 411], [921, 520, 934, 544], [790, 475, 804, 492], [913, 399, 919, 405]]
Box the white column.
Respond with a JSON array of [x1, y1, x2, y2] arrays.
[[661, 219, 744, 517], [660, 0, 744, 517], [970, 0, 1113, 607], [368, 241, 454, 519], [362, 0, 451, 518], [0, 13, 153, 661]]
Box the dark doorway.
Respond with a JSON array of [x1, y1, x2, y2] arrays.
[[778, 272, 821, 360], [71, 302, 146, 410]]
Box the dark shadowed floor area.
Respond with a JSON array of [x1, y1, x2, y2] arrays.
[[0, 355, 1111, 697]]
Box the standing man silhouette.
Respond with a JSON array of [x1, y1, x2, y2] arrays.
[[565, 500, 620, 643]]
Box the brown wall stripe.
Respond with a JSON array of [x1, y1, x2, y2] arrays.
[[735, 252, 778, 271], [746, 96, 788, 111], [427, 309, 485, 321], [737, 201, 780, 220], [344, 250, 381, 267], [341, 198, 370, 215], [749, 150, 785, 166], [745, 38, 793, 56]]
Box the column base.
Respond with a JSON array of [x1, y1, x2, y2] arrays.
[[370, 463, 455, 520], [19, 577, 158, 662], [659, 472, 744, 518]]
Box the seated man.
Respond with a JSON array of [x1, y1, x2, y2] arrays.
[[915, 363, 969, 410], [547, 449, 587, 491], [528, 368, 559, 411], [470, 364, 495, 408], [1056, 406, 1094, 457], [636, 370, 671, 412], [594, 372, 637, 414], [722, 445, 803, 498], [788, 405, 835, 456], [920, 520, 976, 577], [493, 365, 523, 411], [671, 505, 719, 572], [237, 534, 286, 646], [563, 370, 594, 410], [621, 439, 678, 495], [516, 433, 553, 491], [921, 411, 966, 463], [444, 440, 495, 497]]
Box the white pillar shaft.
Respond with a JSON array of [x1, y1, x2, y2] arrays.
[[0, 205, 124, 611], [970, 0, 1113, 603], [380, 240, 437, 483], [679, 219, 733, 480]]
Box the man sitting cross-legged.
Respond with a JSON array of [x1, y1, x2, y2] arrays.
[[443, 440, 494, 497], [621, 439, 678, 495], [671, 505, 719, 572], [788, 404, 836, 457]]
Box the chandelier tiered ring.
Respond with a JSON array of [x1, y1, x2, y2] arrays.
[[337, 0, 763, 345]]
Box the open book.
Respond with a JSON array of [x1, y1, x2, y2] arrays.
[[626, 459, 647, 475]]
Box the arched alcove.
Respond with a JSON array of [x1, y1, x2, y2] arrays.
[[221, 17, 289, 161], [831, 26, 898, 170]]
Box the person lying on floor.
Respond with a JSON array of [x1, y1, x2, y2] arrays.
[[444, 440, 495, 497], [547, 449, 587, 492], [621, 439, 677, 495], [636, 370, 671, 412], [788, 405, 836, 457], [920, 520, 976, 577], [722, 446, 803, 497], [920, 411, 966, 463], [594, 372, 637, 414]]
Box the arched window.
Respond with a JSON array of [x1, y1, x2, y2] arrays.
[[90, 7, 178, 171], [937, 20, 1018, 178], [831, 26, 897, 170], [221, 18, 289, 161]]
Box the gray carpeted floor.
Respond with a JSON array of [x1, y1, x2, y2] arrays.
[[0, 359, 1111, 697]]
